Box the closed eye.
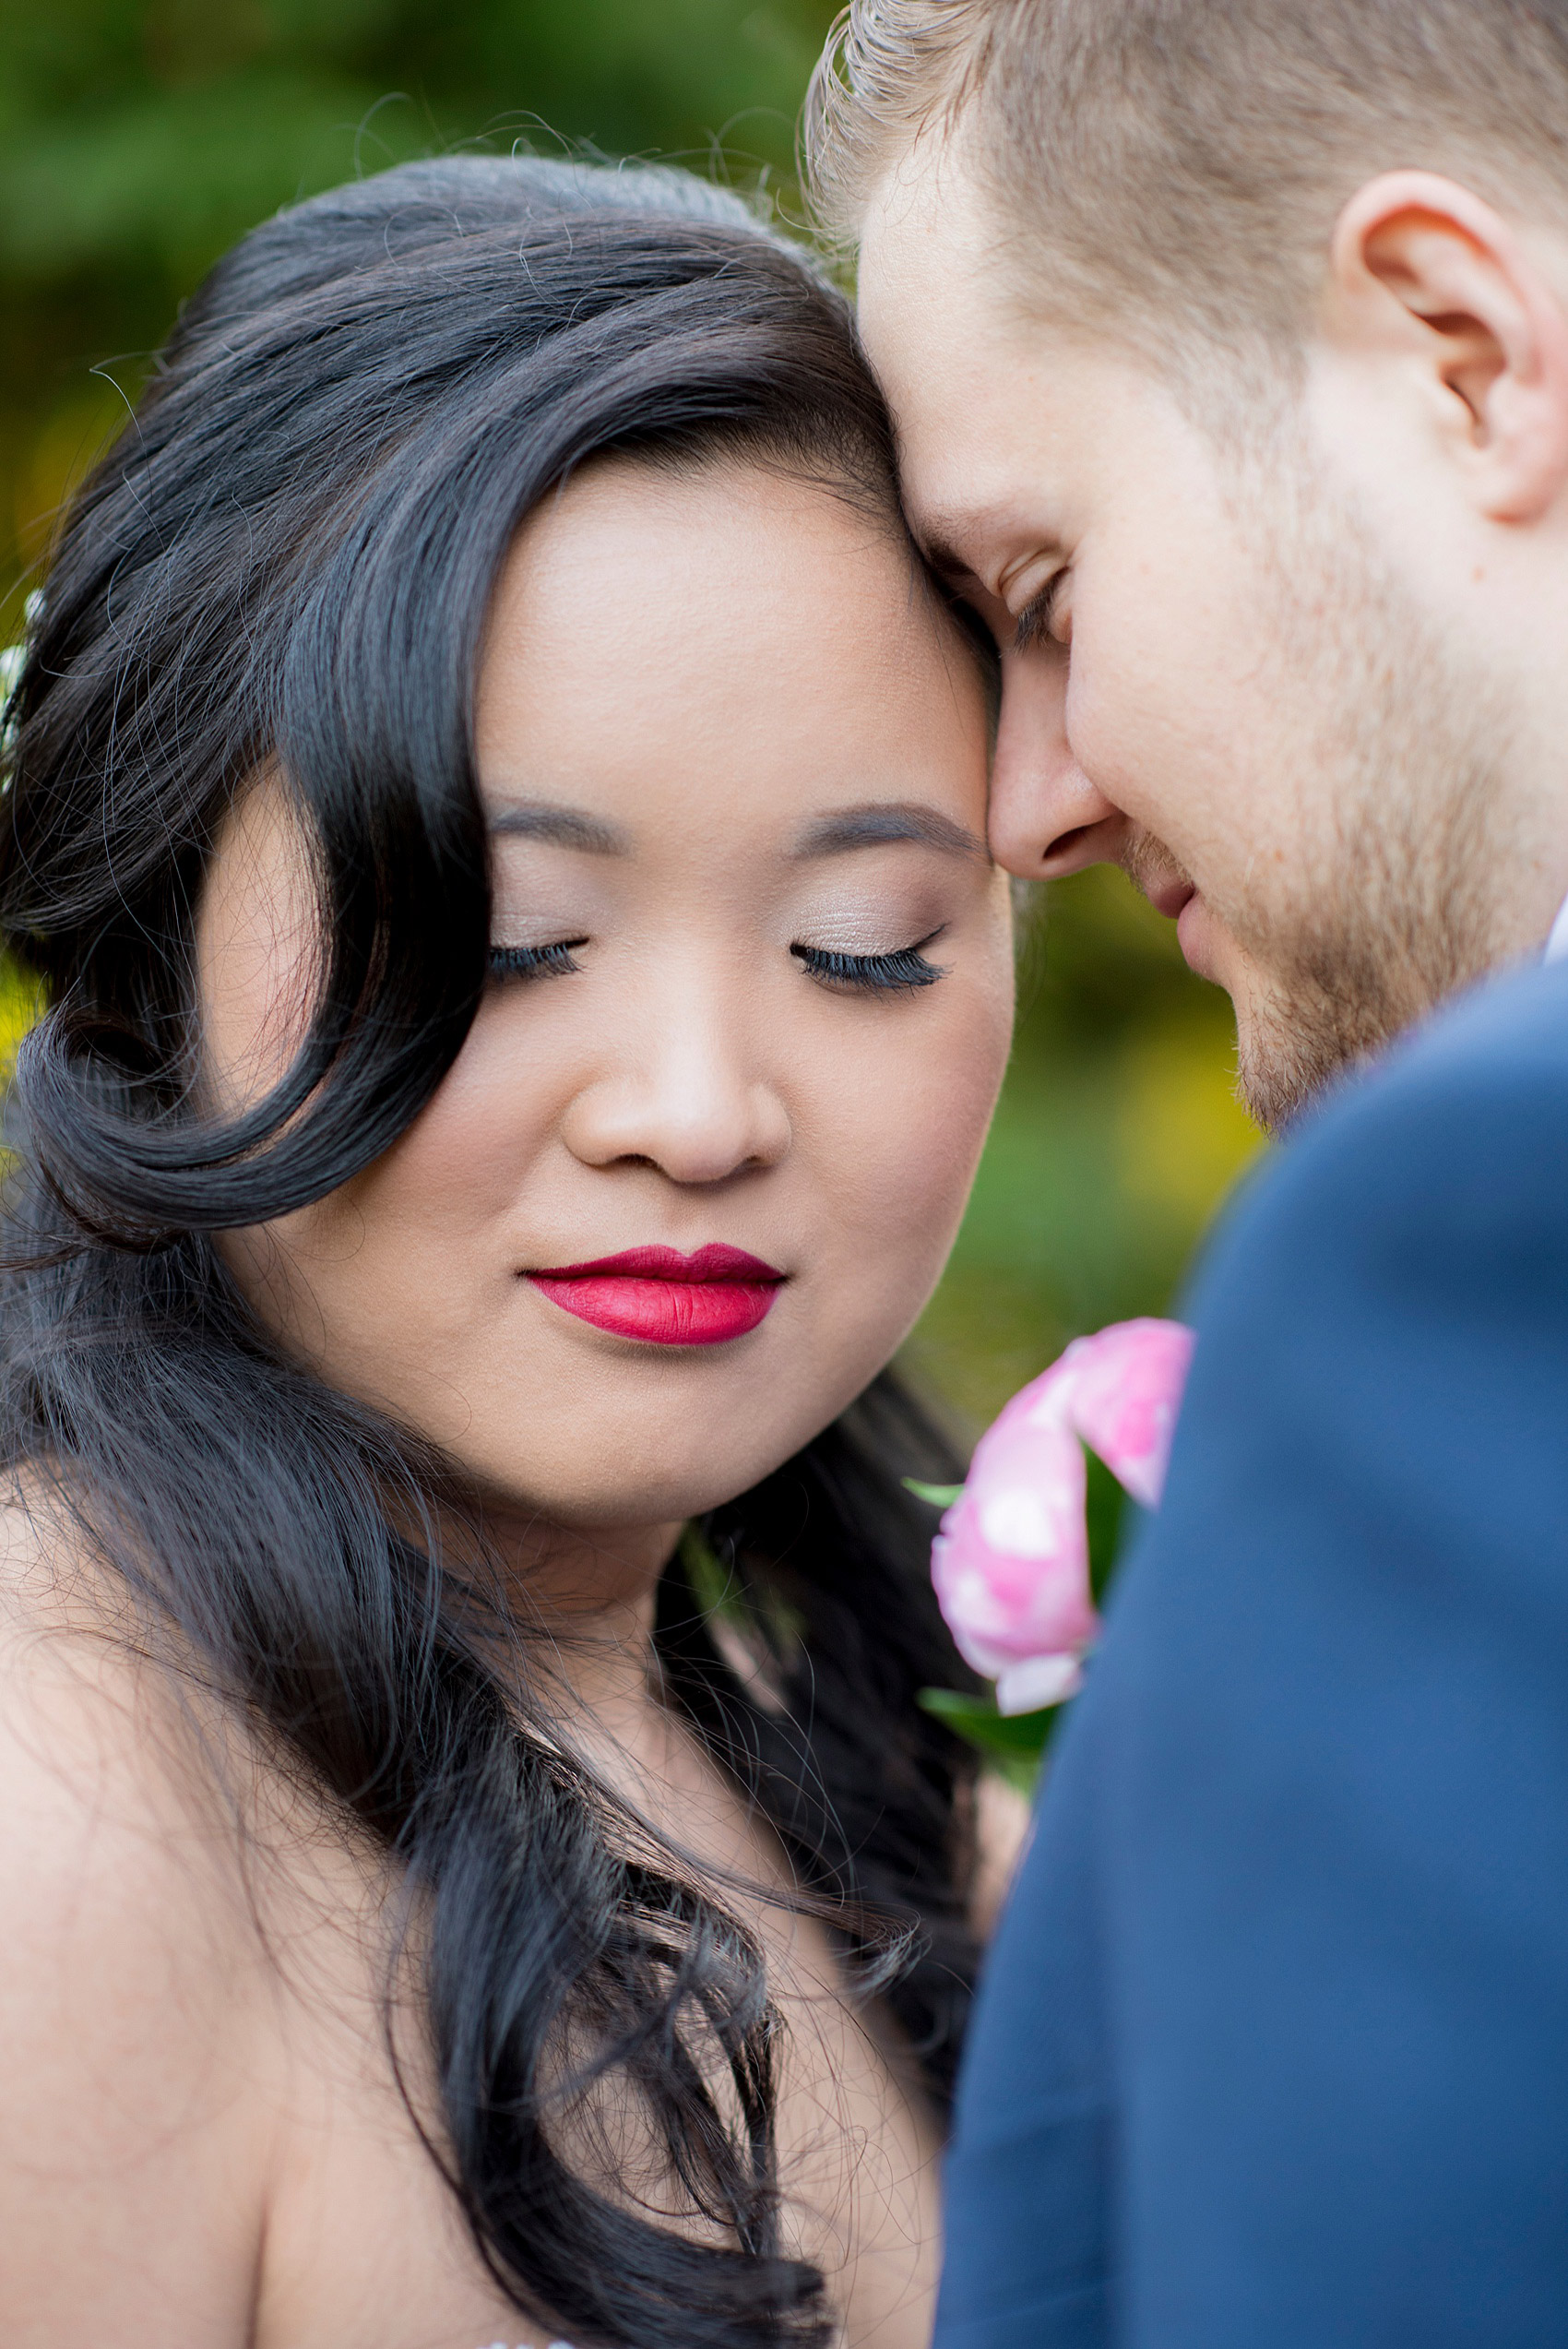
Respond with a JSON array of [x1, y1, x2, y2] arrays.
[[1014, 572, 1065, 655], [488, 938, 588, 981], [790, 930, 949, 994]]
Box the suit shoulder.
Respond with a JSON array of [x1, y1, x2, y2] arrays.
[[1208, 960, 1568, 1286], [1302, 957, 1568, 1156]]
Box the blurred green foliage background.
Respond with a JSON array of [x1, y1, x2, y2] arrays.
[[0, 0, 1262, 1426]]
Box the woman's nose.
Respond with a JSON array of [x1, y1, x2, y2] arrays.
[[988, 648, 1131, 880], [559, 989, 791, 1186]]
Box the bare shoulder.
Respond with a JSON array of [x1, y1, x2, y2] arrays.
[[0, 1478, 249, 1879], [0, 1485, 273, 2343], [0, 1477, 273, 2069], [0, 1488, 541, 2348]]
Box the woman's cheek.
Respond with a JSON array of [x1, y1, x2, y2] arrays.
[[351, 991, 583, 1252], [236, 1004, 564, 1381], [821, 975, 1012, 1333]]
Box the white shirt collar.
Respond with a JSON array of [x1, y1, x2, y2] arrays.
[[1547, 891, 1568, 965]]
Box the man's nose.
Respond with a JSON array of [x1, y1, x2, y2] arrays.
[[988, 648, 1132, 879], [560, 979, 791, 1186]]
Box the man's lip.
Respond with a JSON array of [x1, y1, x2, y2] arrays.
[[528, 1243, 784, 1282], [1146, 877, 1196, 922], [1175, 889, 1218, 981]]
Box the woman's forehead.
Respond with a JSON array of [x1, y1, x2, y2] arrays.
[[474, 458, 989, 834]]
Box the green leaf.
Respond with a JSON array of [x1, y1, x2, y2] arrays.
[[917, 1687, 1052, 1752], [1084, 1442, 1133, 1603], [903, 1477, 964, 1508], [678, 1521, 739, 1620], [918, 1687, 1052, 1795], [677, 1521, 803, 1657]]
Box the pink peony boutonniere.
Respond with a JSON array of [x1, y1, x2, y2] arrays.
[[921, 1319, 1194, 1747]]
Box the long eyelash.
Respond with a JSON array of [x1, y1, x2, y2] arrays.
[[791, 932, 949, 994], [487, 939, 586, 981], [1014, 573, 1064, 654]]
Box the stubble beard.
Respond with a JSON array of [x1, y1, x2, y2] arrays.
[[1137, 452, 1521, 1134]]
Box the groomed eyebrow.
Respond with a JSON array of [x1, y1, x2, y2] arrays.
[[791, 802, 988, 862], [488, 801, 629, 853]]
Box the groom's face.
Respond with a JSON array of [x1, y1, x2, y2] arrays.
[[858, 161, 1510, 1129]]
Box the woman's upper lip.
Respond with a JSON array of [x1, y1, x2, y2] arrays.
[[528, 1244, 785, 1282]]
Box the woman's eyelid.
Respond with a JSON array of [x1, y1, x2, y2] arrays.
[[791, 923, 950, 970], [790, 915, 948, 958], [488, 937, 587, 980], [787, 869, 958, 958], [487, 893, 595, 949], [791, 904, 914, 941], [792, 930, 950, 994]]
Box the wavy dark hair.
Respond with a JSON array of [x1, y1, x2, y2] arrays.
[[0, 156, 984, 2347]]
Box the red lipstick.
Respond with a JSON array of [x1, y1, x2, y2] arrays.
[[527, 1244, 784, 1347]]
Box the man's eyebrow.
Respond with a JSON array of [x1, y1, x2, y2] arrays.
[[916, 516, 1068, 595], [791, 802, 988, 861], [919, 531, 975, 587], [488, 801, 629, 853]]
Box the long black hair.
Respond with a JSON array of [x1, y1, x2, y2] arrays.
[[0, 155, 982, 2349]]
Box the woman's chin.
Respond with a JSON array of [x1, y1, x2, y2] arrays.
[[473, 1444, 782, 1544], [449, 1333, 890, 1537]]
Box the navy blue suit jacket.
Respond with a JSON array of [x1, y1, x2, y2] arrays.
[[935, 959, 1568, 2349]]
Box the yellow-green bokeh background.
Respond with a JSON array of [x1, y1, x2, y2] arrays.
[[0, 0, 1264, 1422]]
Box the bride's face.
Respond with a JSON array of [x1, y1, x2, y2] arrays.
[[201, 459, 1012, 1534]]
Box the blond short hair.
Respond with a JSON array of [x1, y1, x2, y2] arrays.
[[804, 0, 1568, 353]]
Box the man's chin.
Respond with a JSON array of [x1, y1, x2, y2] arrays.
[[1152, 874, 1411, 1131], [1235, 976, 1389, 1135]]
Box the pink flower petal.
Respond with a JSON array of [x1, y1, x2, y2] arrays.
[[1066, 1318, 1195, 1507], [929, 1318, 1194, 1707], [995, 1654, 1084, 1714]]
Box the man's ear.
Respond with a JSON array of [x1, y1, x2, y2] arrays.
[[1326, 170, 1568, 522]]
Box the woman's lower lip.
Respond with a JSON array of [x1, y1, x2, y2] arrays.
[[527, 1274, 781, 1346]]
